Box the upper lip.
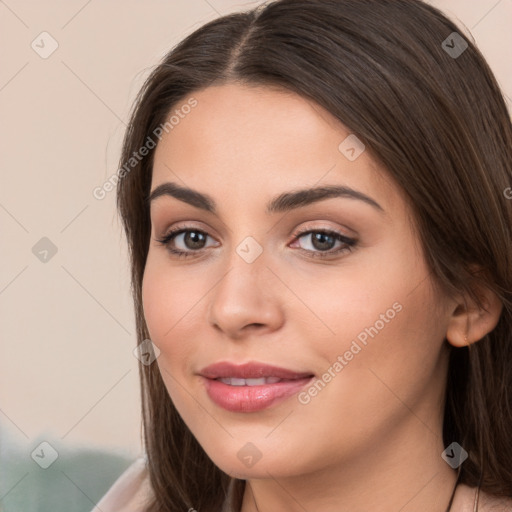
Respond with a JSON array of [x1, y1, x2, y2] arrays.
[[199, 361, 314, 380]]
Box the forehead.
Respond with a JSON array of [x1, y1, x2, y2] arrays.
[[154, 83, 350, 166], [151, 83, 401, 214]]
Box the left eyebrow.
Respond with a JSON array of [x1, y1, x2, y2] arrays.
[[267, 184, 384, 214], [146, 182, 384, 214]]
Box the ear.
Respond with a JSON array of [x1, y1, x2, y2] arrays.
[[445, 273, 503, 348]]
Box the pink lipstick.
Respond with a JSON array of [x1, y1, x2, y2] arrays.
[[199, 361, 314, 412]]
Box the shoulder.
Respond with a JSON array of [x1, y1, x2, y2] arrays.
[[90, 456, 154, 512], [455, 484, 512, 512]]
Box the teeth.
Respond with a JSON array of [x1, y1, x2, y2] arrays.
[[218, 377, 282, 386]]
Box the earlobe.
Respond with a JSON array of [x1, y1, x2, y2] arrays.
[[445, 284, 503, 348]]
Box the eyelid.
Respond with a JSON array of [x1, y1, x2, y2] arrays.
[[290, 220, 355, 237], [157, 221, 218, 242], [159, 220, 354, 240]]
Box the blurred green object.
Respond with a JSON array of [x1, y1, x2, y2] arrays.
[[0, 430, 136, 512]]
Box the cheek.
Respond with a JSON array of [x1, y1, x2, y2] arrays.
[[141, 253, 205, 370], [286, 252, 447, 464], [141, 255, 219, 435], [285, 237, 423, 354], [317, 251, 447, 427], [295, 233, 446, 391]]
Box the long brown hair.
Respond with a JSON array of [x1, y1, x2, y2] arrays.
[[116, 0, 512, 510]]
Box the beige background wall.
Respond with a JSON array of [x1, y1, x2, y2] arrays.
[[1, 0, 511, 467]]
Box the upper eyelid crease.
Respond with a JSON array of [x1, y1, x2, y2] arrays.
[[146, 182, 384, 215]]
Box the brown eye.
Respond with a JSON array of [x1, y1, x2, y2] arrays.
[[155, 228, 217, 258], [291, 229, 357, 259], [180, 230, 207, 250]]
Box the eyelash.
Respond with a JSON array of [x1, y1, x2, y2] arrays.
[[155, 226, 357, 260]]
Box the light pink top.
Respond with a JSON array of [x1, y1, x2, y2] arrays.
[[90, 457, 154, 512], [90, 456, 234, 512]]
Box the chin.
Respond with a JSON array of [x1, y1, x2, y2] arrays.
[[201, 441, 306, 480]]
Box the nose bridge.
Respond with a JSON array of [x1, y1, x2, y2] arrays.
[[218, 207, 269, 270], [216, 233, 268, 297], [207, 232, 283, 335], [233, 234, 266, 268]]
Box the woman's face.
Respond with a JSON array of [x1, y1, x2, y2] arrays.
[[142, 83, 454, 479]]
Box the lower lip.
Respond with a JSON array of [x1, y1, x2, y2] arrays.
[[202, 376, 314, 412]]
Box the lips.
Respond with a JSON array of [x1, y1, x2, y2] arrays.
[[199, 361, 314, 380], [198, 361, 315, 413]]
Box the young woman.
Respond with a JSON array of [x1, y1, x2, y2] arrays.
[[92, 0, 512, 510]]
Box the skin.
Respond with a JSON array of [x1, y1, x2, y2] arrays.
[[142, 83, 503, 511]]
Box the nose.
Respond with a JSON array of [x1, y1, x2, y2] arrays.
[[207, 249, 285, 340]]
